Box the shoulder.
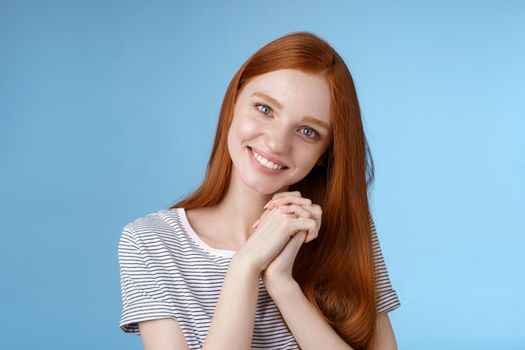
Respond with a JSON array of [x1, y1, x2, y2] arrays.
[[119, 208, 184, 251]]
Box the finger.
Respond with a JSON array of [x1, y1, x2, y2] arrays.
[[278, 204, 312, 219], [252, 203, 274, 228], [295, 230, 307, 244], [285, 230, 308, 252], [253, 205, 280, 228], [263, 191, 302, 209], [279, 204, 320, 229], [271, 191, 302, 201], [268, 230, 307, 272], [291, 216, 317, 239], [267, 196, 312, 210], [284, 206, 320, 243], [288, 230, 307, 252]]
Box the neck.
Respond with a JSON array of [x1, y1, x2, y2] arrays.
[[212, 171, 288, 243]]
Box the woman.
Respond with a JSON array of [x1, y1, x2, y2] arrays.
[[118, 31, 400, 349]]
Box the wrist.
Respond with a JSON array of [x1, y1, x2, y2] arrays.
[[231, 251, 262, 276], [264, 276, 300, 300]]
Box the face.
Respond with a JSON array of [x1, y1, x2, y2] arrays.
[[227, 68, 333, 195]]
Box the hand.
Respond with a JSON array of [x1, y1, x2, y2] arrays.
[[254, 192, 322, 289], [236, 191, 318, 273]]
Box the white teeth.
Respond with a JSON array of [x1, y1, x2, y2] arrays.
[[252, 150, 285, 170]]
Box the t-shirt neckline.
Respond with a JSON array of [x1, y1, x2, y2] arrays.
[[176, 207, 236, 259]]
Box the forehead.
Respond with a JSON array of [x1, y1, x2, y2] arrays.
[[240, 69, 332, 125]]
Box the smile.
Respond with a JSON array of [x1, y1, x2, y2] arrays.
[[248, 147, 288, 171]]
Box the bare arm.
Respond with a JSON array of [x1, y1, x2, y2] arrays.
[[202, 254, 260, 349], [370, 312, 398, 350], [137, 282, 398, 350], [138, 254, 260, 350], [268, 280, 352, 349], [139, 318, 190, 350], [269, 281, 398, 350]]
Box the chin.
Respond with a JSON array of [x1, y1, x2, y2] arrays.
[[243, 178, 282, 195], [252, 184, 280, 195]]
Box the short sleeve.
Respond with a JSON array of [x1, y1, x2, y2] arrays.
[[118, 225, 177, 334], [370, 218, 401, 314]]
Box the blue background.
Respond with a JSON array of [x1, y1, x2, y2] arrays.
[[1, 1, 523, 349]]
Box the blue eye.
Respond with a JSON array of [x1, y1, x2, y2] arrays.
[[300, 127, 319, 139], [255, 103, 273, 116], [255, 102, 320, 140]]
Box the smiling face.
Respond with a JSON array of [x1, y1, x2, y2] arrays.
[[227, 68, 333, 195]]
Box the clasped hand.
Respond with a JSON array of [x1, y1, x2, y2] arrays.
[[241, 191, 322, 292]]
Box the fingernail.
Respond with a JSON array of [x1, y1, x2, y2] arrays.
[[252, 219, 260, 228], [263, 201, 272, 209]]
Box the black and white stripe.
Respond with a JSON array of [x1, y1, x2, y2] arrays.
[[118, 208, 400, 349], [370, 218, 402, 314]]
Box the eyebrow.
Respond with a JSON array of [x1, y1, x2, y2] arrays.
[[251, 92, 330, 131]]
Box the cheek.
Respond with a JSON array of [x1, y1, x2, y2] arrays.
[[242, 119, 261, 135], [296, 148, 326, 169], [231, 113, 262, 138]]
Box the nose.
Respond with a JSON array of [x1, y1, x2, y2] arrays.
[[263, 124, 292, 155]]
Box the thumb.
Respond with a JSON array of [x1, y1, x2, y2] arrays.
[[285, 230, 307, 256]]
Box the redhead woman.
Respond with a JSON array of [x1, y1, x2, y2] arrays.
[[118, 31, 400, 349]]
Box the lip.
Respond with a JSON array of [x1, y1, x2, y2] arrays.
[[247, 147, 288, 174], [248, 146, 288, 168]]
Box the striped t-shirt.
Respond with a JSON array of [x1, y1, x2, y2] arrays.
[[118, 207, 400, 349]]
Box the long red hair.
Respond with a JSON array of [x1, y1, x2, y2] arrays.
[[170, 31, 378, 349]]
